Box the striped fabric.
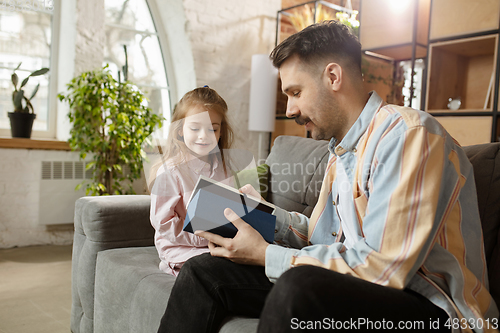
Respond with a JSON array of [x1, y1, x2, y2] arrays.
[[266, 92, 499, 332]]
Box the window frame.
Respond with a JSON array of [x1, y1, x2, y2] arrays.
[[0, 0, 196, 140], [103, 0, 171, 128], [0, 0, 61, 139]]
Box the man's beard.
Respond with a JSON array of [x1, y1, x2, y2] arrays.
[[294, 116, 310, 126]]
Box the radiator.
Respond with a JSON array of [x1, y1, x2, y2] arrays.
[[38, 160, 90, 225]]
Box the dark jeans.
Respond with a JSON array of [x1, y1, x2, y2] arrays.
[[158, 253, 273, 333], [158, 254, 450, 333]]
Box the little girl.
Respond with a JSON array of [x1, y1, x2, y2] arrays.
[[149, 87, 234, 276]]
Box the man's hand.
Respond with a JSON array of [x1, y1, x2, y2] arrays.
[[239, 184, 265, 202], [195, 208, 269, 266]]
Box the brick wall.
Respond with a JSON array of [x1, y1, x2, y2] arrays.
[[279, 0, 360, 43], [183, 0, 281, 162]]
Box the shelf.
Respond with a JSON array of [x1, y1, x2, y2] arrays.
[[430, 0, 500, 40], [360, 0, 430, 60], [435, 116, 492, 146], [0, 137, 71, 150], [429, 110, 494, 115], [426, 34, 498, 111], [365, 44, 427, 61]]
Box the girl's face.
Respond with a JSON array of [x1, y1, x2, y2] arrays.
[[181, 105, 222, 160]]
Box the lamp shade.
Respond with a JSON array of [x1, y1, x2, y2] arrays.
[[248, 54, 278, 132]]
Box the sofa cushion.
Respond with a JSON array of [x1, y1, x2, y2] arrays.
[[95, 246, 259, 333], [94, 247, 173, 333], [266, 136, 329, 217], [462, 142, 500, 310]]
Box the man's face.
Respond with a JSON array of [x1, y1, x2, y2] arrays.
[[279, 56, 346, 141]]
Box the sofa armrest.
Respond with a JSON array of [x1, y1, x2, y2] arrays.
[[71, 195, 154, 333], [74, 195, 154, 245]]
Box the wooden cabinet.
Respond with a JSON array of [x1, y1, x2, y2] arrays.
[[272, 0, 500, 145], [434, 117, 493, 146], [426, 35, 497, 112], [429, 0, 500, 40], [424, 0, 500, 145], [361, 0, 500, 145], [359, 0, 431, 108]]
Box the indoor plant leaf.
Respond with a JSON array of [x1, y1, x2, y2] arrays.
[[21, 76, 29, 88], [13, 90, 24, 110], [30, 68, 49, 77], [59, 65, 164, 195], [29, 84, 40, 100], [11, 73, 18, 89]]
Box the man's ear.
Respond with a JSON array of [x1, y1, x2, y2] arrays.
[[324, 63, 342, 92]]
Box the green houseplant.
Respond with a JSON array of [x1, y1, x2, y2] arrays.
[[9, 62, 49, 138], [58, 65, 164, 195]]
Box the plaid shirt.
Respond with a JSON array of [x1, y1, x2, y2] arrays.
[[267, 92, 499, 332]]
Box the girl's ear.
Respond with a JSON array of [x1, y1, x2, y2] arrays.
[[177, 127, 183, 139]]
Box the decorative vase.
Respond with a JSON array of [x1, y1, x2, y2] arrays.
[[8, 112, 36, 138]]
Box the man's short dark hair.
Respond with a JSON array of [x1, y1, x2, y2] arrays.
[[270, 20, 362, 74]]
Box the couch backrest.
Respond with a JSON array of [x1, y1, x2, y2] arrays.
[[265, 135, 329, 217], [462, 142, 500, 308]]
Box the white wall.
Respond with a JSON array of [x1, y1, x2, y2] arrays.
[[0, 149, 80, 248], [0, 0, 281, 248]]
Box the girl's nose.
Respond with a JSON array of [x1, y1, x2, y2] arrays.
[[198, 128, 213, 140]]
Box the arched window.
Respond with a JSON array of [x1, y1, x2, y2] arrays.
[[0, 2, 54, 136], [104, 0, 171, 129]]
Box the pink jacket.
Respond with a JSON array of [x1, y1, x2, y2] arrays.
[[150, 155, 232, 276]]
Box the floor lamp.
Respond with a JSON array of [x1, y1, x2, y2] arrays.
[[248, 54, 278, 163]]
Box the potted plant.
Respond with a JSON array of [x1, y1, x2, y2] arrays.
[[58, 65, 164, 196], [9, 62, 49, 138]]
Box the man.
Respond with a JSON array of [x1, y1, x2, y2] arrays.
[[158, 21, 498, 333]]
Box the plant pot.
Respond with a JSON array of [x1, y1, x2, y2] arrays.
[[8, 112, 36, 138]]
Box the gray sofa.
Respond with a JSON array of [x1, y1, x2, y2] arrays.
[[70, 135, 500, 333]]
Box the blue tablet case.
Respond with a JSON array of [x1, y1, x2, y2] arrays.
[[182, 188, 276, 243]]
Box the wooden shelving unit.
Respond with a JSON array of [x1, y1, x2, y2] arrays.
[[359, 0, 431, 109], [361, 0, 500, 145], [434, 117, 493, 146], [360, 0, 430, 61], [426, 35, 498, 112], [429, 0, 500, 40], [272, 0, 500, 144], [425, 0, 500, 144]]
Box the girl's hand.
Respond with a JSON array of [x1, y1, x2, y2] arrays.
[[194, 208, 269, 266]]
